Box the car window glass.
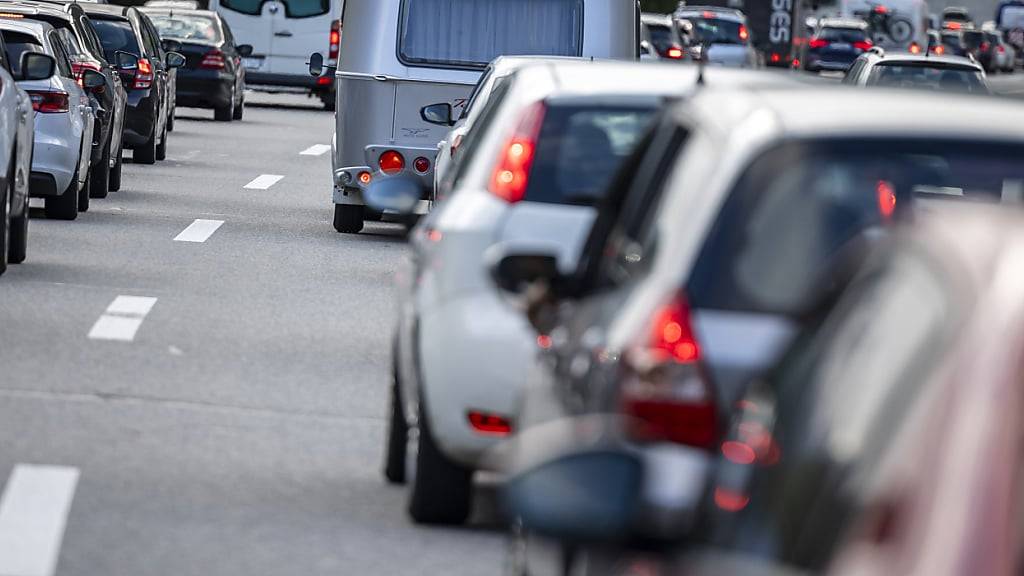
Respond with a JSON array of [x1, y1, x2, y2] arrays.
[[219, 0, 329, 18], [78, 16, 105, 59], [461, 65, 493, 120], [48, 31, 75, 77], [56, 26, 87, 59], [2, 31, 43, 77], [221, 18, 235, 46], [92, 19, 142, 62], [867, 62, 987, 94], [818, 27, 868, 42], [136, 17, 160, 57], [150, 14, 222, 43], [842, 59, 865, 84]]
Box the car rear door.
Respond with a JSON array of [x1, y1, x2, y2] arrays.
[[264, 0, 336, 76], [211, 0, 273, 74]]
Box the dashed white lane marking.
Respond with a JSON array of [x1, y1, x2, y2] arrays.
[[173, 219, 224, 243], [87, 296, 158, 342], [0, 464, 80, 576], [243, 174, 284, 190], [299, 144, 331, 156]]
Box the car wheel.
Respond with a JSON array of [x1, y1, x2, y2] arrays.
[[89, 137, 111, 198], [133, 127, 157, 164], [232, 95, 244, 120], [44, 175, 79, 221], [408, 400, 473, 525], [8, 158, 26, 265], [215, 92, 234, 122], [333, 203, 364, 234], [155, 125, 167, 161], [321, 91, 336, 111], [109, 145, 123, 192], [384, 362, 408, 484], [77, 166, 91, 213], [167, 110, 175, 132], [0, 172, 10, 276]]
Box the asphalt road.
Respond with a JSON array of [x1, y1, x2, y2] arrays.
[[0, 92, 504, 575]]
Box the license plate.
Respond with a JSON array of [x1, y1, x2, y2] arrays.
[[243, 57, 264, 71], [832, 43, 850, 50]]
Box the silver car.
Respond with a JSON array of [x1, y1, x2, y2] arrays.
[[675, 6, 759, 68]]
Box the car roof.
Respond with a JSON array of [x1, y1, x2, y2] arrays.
[[0, 2, 73, 20], [871, 52, 983, 69], [676, 6, 744, 21], [139, 7, 218, 18], [79, 3, 131, 18], [490, 55, 586, 75], [0, 17, 52, 38], [641, 12, 673, 26]]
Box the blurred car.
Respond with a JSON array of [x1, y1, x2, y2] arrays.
[[0, 1, 129, 195], [940, 29, 967, 55], [960, 28, 998, 72], [1, 19, 97, 222], [801, 18, 872, 72], [382, 61, 754, 527], [941, 5, 972, 28], [986, 28, 1017, 71], [495, 85, 1024, 575], [0, 23, 34, 273], [82, 3, 183, 164], [641, 13, 687, 61], [842, 50, 989, 94], [675, 6, 758, 68], [141, 7, 250, 121], [693, 206, 1024, 576]]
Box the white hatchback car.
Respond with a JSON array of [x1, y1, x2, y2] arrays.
[[383, 60, 748, 526]]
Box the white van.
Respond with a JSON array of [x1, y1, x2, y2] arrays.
[[208, 0, 342, 108], [320, 0, 641, 234], [841, 0, 929, 51]]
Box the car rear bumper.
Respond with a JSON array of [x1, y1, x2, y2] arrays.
[[246, 71, 322, 89], [175, 71, 234, 108], [30, 115, 81, 196]]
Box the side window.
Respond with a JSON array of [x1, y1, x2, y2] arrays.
[[220, 19, 235, 47], [78, 16, 105, 60], [137, 17, 160, 57], [48, 32, 75, 77], [461, 65, 493, 120], [0, 33, 10, 73]]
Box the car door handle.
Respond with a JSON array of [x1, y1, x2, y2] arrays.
[[274, 30, 293, 37]]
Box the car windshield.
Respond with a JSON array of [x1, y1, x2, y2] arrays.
[[150, 14, 221, 43], [523, 103, 657, 206], [962, 30, 985, 48], [818, 27, 868, 43], [687, 139, 1024, 314], [867, 62, 988, 94], [91, 18, 141, 62], [684, 17, 746, 45], [399, 0, 583, 68]]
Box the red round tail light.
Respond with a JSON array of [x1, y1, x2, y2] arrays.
[[414, 157, 431, 173], [378, 150, 405, 174]]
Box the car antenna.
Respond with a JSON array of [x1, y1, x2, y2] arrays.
[[696, 39, 710, 86]]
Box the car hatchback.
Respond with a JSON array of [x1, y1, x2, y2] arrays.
[[802, 19, 872, 72]]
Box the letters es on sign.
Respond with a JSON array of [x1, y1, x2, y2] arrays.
[[770, 0, 792, 44]]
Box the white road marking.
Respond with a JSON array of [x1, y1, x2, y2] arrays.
[[299, 144, 331, 156], [243, 174, 284, 190], [88, 296, 158, 342], [0, 464, 80, 576], [173, 219, 224, 243]]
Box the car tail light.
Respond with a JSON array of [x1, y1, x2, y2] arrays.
[[998, 44, 1006, 54], [200, 49, 225, 69], [853, 40, 873, 51], [378, 150, 405, 174], [357, 171, 372, 185], [621, 294, 717, 449], [488, 101, 545, 203], [738, 24, 749, 42], [28, 90, 69, 113], [328, 19, 340, 59], [909, 41, 922, 54], [872, 4, 888, 14], [808, 38, 828, 49], [133, 57, 153, 89], [981, 41, 991, 52], [666, 45, 685, 59], [770, 52, 781, 63], [932, 44, 946, 55], [877, 180, 896, 220], [467, 411, 512, 436], [413, 156, 430, 173]]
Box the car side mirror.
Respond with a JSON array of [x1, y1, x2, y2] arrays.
[[115, 50, 139, 71], [363, 174, 421, 215], [161, 38, 182, 53], [165, 51, 185, 68], [81, 68, 106, 89], [420, 102, 454, 127], [19, 52, 55, 81], [490, 252, 560, 295], [237, 44, 253, 57], [308, 51, 323, 76]]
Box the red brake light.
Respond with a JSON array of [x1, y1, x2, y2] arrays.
[[489, 101, 545, 203], [28, 90, 69, 113], [133, 57, 153, 89], [666, 46, 685, 59], [909, 42, 922, 54], [809, 38, 829, 49], [413, 156, 430, 173], [853, 40, 873, 51], [622, 294, 717, 449], [200, 49, 225, 69], [998, 44, 1006, 54], [328, 19, 340, 59], [770, 52, 781, 63], [467, 411, 512, 436], [877, 180, 897, 220], [71, 60, 102, 88], [703, 11, 715, 18], [378, 150, 405, 174], [738, 24, 749, 42], [944, 21, 962, 30], [932, 44, 946, 55], [872, 4, 888, 14], [981, 41, 992, 52]]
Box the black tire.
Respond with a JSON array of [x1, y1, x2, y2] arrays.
[[333, 203, 364, 234], [89, 138, 111, 198], [214, 95, 234, 122], [0, 173, 9, 276], [8, 160, 26, 265], [133, 127, 157, 164], [77, 167, 91, 213], [384, 364, 408, 484], [44, 175, 79, 221], [109, 146, 123, 191], [155, 125, 167, 161], [321, 92, 336, 111], [408, 401, 473, 525], [232, 95, 244, 120], [167, 110, 175, 132]]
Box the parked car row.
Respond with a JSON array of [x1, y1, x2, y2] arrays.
[[350, 22, 1024, 575], [0, 0, 252, 277]]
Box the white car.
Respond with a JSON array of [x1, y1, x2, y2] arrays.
[[0, 24, 37, 275], [383, 60, 747, 526], [1, 20, 96, 221]]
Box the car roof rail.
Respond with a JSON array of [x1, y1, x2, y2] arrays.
[[867, 46, 885, 56]]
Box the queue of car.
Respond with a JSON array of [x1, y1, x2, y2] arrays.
[[311, 2, 1024, 574], [0, 0, 252, 276]]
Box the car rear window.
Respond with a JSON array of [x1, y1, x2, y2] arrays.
[[867, 62, 988, 94], [646, 23, 677, 52], [687, 139, 1024, 314], [523, 104, 656, 206], [818, 27, 868, 43], [91, 18, 140, 62], [962, 30, 985, 48], [219, 0, 328, 18], [399, 0, 583, 69], [150, 14, 222, 43], [2, 30, 43, 76], [681, 16, 746, 45]]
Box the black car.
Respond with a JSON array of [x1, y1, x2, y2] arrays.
[[802, 19, 873, 72], [141, 8, 249, 121], [0, 1, 130, 197], [940, 29, 967, 56], [81, 4, 183, 165], [961, 28, 997, 71]]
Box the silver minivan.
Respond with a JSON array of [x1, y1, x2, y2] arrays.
[[313, 0, 642, 234]]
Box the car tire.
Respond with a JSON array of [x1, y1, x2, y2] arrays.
[[109, 146, 123, 192], [8, 161, 26, 265], [89, 138, 111, 198], [233, 94, 244, 120], [333, 203, 364, 234], [167, 110, 175, 132], [384, 363, 408, 485], [321, 91, 336, 111], [44, 176, 79, 221], [77, 166, 91, 213], [214, 94, 234, 122], [156, 125, 167, 161], [408, 400, 473, 525], [134, 128, 157, 164], [0, 171, 10, 277]]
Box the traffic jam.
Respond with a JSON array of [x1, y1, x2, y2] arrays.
[[1, 0, 1024, 574]]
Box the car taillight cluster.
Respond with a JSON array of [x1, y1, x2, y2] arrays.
[[665, 45, 685, 59], [808, 38, 828, 49], [931, 44, 946, 55], [488, 101, 545, 203], [28, 90, 69, 113], [738, 24, 749, 42], [328, 19, 340, 59], [133, 57, 153, 89], [853, 40, 873, 51], [201, 49, 226, 70], [621, 294, 717, 449]]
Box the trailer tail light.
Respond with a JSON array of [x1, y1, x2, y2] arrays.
[[28, 90, 69, 113], [378, 150, 405, 174], [200, 49, 226, 69], [489, 101, 545, 203], [931, 44, 946, 55], [622, 294, 717, 449], [413, 157, 430, 173], [133, 57, 153, 89], [328, 19, 341, 59]]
